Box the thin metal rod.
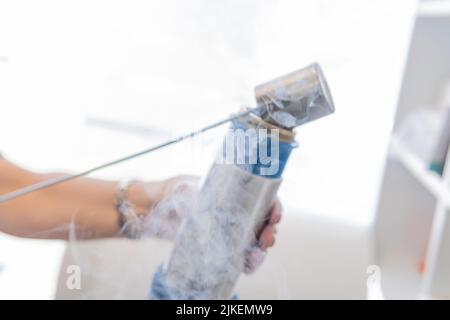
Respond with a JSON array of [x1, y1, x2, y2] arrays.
[[0, 107, 260, 204]]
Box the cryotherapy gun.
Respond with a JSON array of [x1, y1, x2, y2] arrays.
[[150, 63, 335, 300]]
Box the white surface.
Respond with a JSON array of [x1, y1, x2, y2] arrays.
[[375, 157, 436, 299], [394, 13, 450, 127], [374, 6, 450, 299], [391, 136, 450, 208], [0, 0, 415, 299], [422, 127, 450, 298], [0, 234, 63, 299], [55, 209, 372, 300], [419, 0, 450, 16]]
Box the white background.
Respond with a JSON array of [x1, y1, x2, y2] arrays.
[[0, 0, 415, 299]]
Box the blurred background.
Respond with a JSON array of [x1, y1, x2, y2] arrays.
[[2, 0, 448, 299]]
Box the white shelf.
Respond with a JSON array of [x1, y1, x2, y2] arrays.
[[390, 136, 450, 208], [389, 137, 450, 299], [375, 6, 450, 299]]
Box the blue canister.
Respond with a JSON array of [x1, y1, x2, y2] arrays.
[[150, 113, 297, 300], [227, 114, 297, 179]]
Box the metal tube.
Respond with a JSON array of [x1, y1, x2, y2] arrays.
[[0, 108, 260, 204]]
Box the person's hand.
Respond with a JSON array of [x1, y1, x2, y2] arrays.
[[139, 175, 200, 240], [243, 198, 282, 274], [140, 175, 282, 273]]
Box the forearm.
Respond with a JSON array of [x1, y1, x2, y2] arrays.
[[0, 158, 155, 240]]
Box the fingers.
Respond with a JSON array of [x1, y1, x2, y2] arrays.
[[148, 175, 200, 209], [269, 199, 282, 224], [243, 246, 267, 274], [144, 176, 200, 241], [258, 224, 276, 250], [244, 199, 282, 273], [257, 198, 282, 250], [167, 175, 201, 194]]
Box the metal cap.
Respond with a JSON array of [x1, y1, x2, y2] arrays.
[[254, 63, 335, 129]]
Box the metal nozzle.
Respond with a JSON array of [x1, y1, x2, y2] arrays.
[[254, 62, 335, 129]]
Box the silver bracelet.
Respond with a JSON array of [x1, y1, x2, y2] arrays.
[[116, 179, 145, 239]]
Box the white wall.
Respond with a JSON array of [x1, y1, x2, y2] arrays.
[[0, 0, 416, 299]]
